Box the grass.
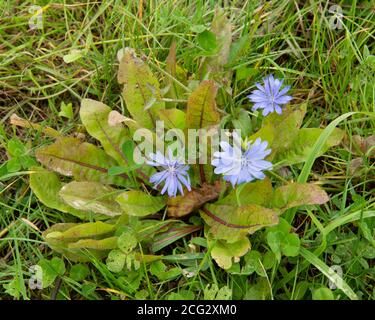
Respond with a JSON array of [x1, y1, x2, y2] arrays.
[[0, 0, 374, 300]]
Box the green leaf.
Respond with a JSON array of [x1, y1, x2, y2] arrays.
[[106, 249, 126, 273], [277, 128, 344, 165], [280, 233, 300, 257], [293, 281, 311, 300], [204, 284, 232, 300], [80, 99, 129, 165], [117, 48, 165, 129], [49, 257, 65, 276], [186, 80, 219, 129], [266, 231, 282, 262], [244, 278, 271, 300], [6, 140, 37, 170], [251, 104, 306, 160], [269, 217, 292, 234], [312, 287, 335, 300], [268, 112, 304, 154], [235, 65, 255, 82], [262, 251, 277, 270], [117, 229, 138, 254], [121, 140, 135, 163], [59, 181, 123, 217], [272, 182, 329, 213], [38, 257, 65, 288], [58, 101, 74, 119], [209, 236, 251, 270], [217, 178, 273, 206], [81, 283, 97, 298], [156, 109, 186, 130], [35, 137, 124, 185], [266, 218, 300, 258], [7, 138, 26, 157], [190, 237, 208, 248], [150, 261, 181, 281], [43, 223, 116, 262], [135, 289, 149, 300], [197, 30, 217, 53], [6, 157, 21, 173], [241, 250, 266, 276], [215, 286, 232, 300], [19, 155, 37, 169], [162, 268, 181, 281], [231, 109, 252, 137], [67, 237, 117, 250], [149, 260, 166, 277], [124, 252, 141, 271], [45, 221, 115, 240], [121, 139, 142, 172], [167, 291, 195, 300], [201, 203, 279, 243], [116, 190, 166, 216], [69, 264, 90, 282], [249, 123, 275, 148], [263, 104, 306, 131], [190, 24, 207, 33], [108, 166, 127, 176], [29, 167, 95, 220]]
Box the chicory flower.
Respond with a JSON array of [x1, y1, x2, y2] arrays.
[[247, 74, 292, 116], [147, 149, 191, 197], [212, 135, 272, 187]]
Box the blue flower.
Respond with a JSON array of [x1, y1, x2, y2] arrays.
[[147, 149, 191, 197], [212, 136, 272, 187], [211, 132, 243, 176], [247, 74, 292, 116]]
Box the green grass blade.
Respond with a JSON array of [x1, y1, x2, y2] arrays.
[[297, 112, 356, 184], [299, 247, 358, 300], [286, 112, 374, 223], [324, 210, 375, 235]]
